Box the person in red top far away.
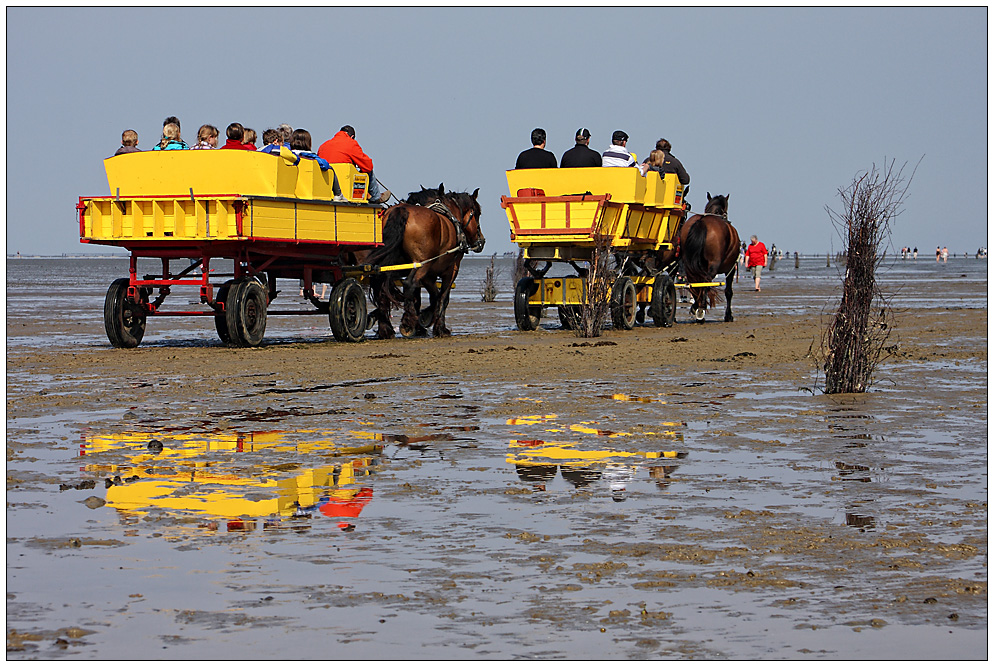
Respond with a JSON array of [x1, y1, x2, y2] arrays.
[[220, 122, 256, 150], [745, 235, 768, 291], [317, 125, 391, 204]]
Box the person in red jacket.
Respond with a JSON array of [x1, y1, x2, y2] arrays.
[[317, 125, 391, 204], [220, 122, 256, 150], [745, 235, 768, 291]]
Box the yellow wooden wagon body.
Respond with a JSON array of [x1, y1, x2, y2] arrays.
[[502, 167, 692, 331], [81, 150, 380, 247], [501, 168, 685, 262], [78, 150, 389, 348]]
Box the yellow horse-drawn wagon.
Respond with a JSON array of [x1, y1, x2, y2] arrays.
[[502, 167, 697, 331], [79, 150, 389, 347]]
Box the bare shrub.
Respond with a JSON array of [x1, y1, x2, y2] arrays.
[[479, 253, 501, 302], [821, 159, 917, 394], [577, 234, 613, 338]]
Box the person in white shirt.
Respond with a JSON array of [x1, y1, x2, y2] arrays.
[[601, 130, 637, 167]]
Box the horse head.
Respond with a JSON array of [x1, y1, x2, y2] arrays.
[[704, 192, 730, 218], [447, 188, 485, 253], [465, 188, 485, 252]]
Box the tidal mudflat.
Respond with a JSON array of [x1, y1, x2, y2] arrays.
[[6, 256, 987, 659]]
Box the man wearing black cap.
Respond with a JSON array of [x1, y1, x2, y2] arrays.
[[515, 128, 558, 169], [560, 128, 602, 168], [601, 130, 637, 168]]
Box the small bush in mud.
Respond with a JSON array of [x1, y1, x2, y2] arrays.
[[573, 234, 613, 338], [479, 253, 501, 302], [821, 158, 917, 393]]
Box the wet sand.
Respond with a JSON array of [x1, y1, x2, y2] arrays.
[[6, 257, 988, 659]]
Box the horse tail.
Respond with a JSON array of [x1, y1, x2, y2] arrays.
[[681, 217, 710, 280], [366, 206, 409, 267]]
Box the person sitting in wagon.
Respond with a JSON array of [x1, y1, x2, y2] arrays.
[[258, 128, 283, 154], [601, 130, 637, 167], [220, 123, 256, 150], [642, 138, 690, 186], [560, 128, 602, 168], [317, 125, 391, 204], [285, 129, 345, 201]]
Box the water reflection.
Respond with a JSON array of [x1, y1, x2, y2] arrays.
[[508, 439, 687, 500], [505, 407, 689, 499], [79, 430, 382, 532]]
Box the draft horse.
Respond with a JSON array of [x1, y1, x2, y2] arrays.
[[366, 184, 485, 338], [672, 192, 741, 323]]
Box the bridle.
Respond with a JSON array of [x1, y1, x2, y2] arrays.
[[426, 199, 485, 254]]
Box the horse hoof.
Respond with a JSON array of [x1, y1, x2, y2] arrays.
[[400, 327, 417, 339], [376, 328, 395, 340]]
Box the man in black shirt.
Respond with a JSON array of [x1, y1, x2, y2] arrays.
[[560, 128, 602, 168], [515, 128, 558, 169], [646, 138, 690, 186]]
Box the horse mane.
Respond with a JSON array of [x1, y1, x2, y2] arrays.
[[406, 182, 445, 206]]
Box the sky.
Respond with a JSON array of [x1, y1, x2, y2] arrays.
[[4, 7, 988, 256]]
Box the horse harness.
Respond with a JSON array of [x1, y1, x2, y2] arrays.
[[426, 199, 472, 255], [672, 208, 729, 260]]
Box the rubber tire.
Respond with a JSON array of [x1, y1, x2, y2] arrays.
[[329, 278, 367, 343], [225, 279, 268, 347], [103, 278, 148, 348], [514, 277, 541, 331], [650, 274, 677, 328], [214, 280, 234, 343], [610, 276, 637, 330]]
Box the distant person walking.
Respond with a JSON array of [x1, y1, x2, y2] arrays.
[[941, 246, 948, 263], [745, 235, 767, 291], [936, 246, 941, 262], [913, 246, 918, 260]]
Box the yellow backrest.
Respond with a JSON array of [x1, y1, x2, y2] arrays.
[[506, 167, 647, 203], [104, 150, 369, 202], [643, 172, 684, 208]]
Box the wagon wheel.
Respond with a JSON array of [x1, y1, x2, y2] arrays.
[[214, 280, 234, 343], [514, 277, 541, 331], [329, 278, 367, 343], [610, 277, 637, 330], [103, 278, 149, 348], [650, 274, 677, 327], [225, 279, 268, 347]]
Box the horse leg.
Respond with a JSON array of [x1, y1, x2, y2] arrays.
[[724, 265, 736, 322], [690, 288, 706, 322], [432, 266, 458, 337], [400, 271, 426, 338], [371, 277, 396, 339], [419, 278, 440, 334]]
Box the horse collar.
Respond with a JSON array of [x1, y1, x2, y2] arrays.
[[427, 199, 469, 253]]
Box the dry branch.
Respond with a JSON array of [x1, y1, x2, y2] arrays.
[[821, 159, 917, 393]]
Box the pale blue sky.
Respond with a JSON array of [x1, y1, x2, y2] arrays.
[[5, 7, 988, 255]]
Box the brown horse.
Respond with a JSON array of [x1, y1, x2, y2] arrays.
[[662, 193, 740, 322], [366, 184, 485, 338]]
